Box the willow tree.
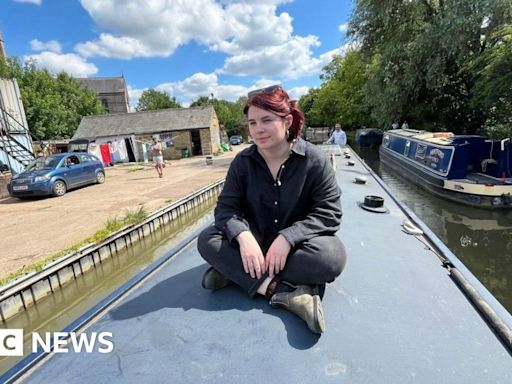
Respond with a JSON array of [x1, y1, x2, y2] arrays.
[[348, 0, 512, 134]]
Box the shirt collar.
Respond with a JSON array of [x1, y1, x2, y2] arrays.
[[242, 137, 307, 158]]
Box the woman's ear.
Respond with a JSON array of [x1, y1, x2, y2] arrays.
[[285, 114, 293, 128]]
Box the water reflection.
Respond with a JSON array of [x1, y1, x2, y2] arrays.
[[356, 146, 512, 313]]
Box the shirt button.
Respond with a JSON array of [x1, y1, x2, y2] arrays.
[[274, 201, 278, 205], [273, 183, 277, 187], [274, 219, 278, 223]]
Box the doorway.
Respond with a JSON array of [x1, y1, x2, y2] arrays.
[[125, 138, 136, 162], [190, 129, 202, 156]]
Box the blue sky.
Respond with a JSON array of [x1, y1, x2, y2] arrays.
[[2, 0, 354, 108]]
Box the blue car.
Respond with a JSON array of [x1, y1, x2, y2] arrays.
[[9, 152, 105, 198], [229, 135, 243, 145]]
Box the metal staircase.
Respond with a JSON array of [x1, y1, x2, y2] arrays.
[[0, 102, 35, 170]]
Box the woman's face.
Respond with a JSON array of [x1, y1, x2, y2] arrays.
[[247, 106, 292, 150]]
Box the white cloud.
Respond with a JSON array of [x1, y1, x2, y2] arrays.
[[30, 39, 62, 53], [128, 72, 306, 109], [155, 72, 249, 106], [127, 85, 144, 112], [24, 52, 98, 77], [288, 86, 309, 100], [339, 23, 349, 34], [14, 0, 42, 5], [76, 0, 337, 80], [77, 0, 226, 58], [220, 35, 324, 79], [75, 34, 161, 59]]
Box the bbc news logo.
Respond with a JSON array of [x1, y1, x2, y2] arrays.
[[0, 329, 114, 356]]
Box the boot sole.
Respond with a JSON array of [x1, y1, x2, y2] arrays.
[[309, 295, 325, 334]]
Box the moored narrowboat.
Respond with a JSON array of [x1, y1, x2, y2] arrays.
[[355, 127, 383, 147], [379, 129, 512, 208]]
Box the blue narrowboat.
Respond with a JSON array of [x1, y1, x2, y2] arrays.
[[355, 127, 383, 147], [379, 129, 512, 208]]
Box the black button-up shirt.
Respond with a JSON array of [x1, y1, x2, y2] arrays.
[[214, 138, 342, 252]]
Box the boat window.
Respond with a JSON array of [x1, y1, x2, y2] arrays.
[[416, 144, 426, 159], [404, 140, 411, 156], [383, 134, 390, 147]]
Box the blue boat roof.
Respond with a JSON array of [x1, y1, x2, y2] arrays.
[[11, 147, 512, 383]]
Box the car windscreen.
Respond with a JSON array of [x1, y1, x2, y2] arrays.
[[25, 156, 63, 171]]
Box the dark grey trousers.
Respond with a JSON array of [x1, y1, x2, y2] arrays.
[[197, 225, 347, 297]]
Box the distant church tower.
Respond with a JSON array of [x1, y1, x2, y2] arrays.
[[0, 29, 7, 63]]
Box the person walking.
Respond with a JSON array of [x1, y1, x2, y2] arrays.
[[197, 85, 347, 334], [151, 137, 164, 178]]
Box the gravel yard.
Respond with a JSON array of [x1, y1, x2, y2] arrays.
[[0, 146, 246, 281]]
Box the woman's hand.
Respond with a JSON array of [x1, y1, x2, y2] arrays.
[[236, 231, 266, 279], [266, 234, 291, 278]]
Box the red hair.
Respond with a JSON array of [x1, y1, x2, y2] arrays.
[[244, 87, 304, 141]]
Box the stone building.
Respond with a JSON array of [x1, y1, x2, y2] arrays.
[[75, 76, 130, 114], [73, 106, 221, 162]]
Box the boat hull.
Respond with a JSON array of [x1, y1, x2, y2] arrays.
[[355, 128, 383, 147], [379, 147, 512, 208]]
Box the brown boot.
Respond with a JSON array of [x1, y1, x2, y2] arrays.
[[201, 267, 233, 290], [269, 285, 325, 334]]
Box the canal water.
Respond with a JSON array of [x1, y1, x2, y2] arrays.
[[0, 198, 216, 375], [356, 147, 512, 314]]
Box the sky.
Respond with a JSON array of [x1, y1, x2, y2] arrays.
[[2, 0, 354, 109]]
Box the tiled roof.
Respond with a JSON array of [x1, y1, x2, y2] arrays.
[[73, 106, 215, 139]]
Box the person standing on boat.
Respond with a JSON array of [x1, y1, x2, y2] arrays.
[[326, 123, 347, 145], [197, 85, 347, 334]]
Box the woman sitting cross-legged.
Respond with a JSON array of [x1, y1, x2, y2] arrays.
[[197, 85, 347, 334]]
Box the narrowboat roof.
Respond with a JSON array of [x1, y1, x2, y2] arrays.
[[7, 146, 512, 384], [387, 128, 458, 145]]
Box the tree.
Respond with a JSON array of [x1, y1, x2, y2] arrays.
[[299, 51, 374, 128], [347, 0, 512, 134], [189, 95, 210, 107], [0, 57, 105, 139], [190, 95, 246, 137], [469, 24, 512, 138], [136, 89, 181, 111]]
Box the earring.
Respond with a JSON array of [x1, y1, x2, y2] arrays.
[[286, 128, 290, 139]]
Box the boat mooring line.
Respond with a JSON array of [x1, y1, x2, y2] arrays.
[[0, 219, 214, 384], [352, 148, 512, 352]]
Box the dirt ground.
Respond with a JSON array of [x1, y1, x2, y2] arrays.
[[0, 145, 247, 280]]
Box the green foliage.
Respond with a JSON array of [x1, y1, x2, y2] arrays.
[[469, 24, 512, 136], [190, 95, 246, 137], [136, 89, 181, 111], [344, 0, 512, 133], [299, 51, 375, 128], [327, 0, 512, 135], [0, 57, 105, 140]]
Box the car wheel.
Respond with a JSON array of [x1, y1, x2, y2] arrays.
[[96, 171, 105, 184], [53, 180, 67, 197]]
